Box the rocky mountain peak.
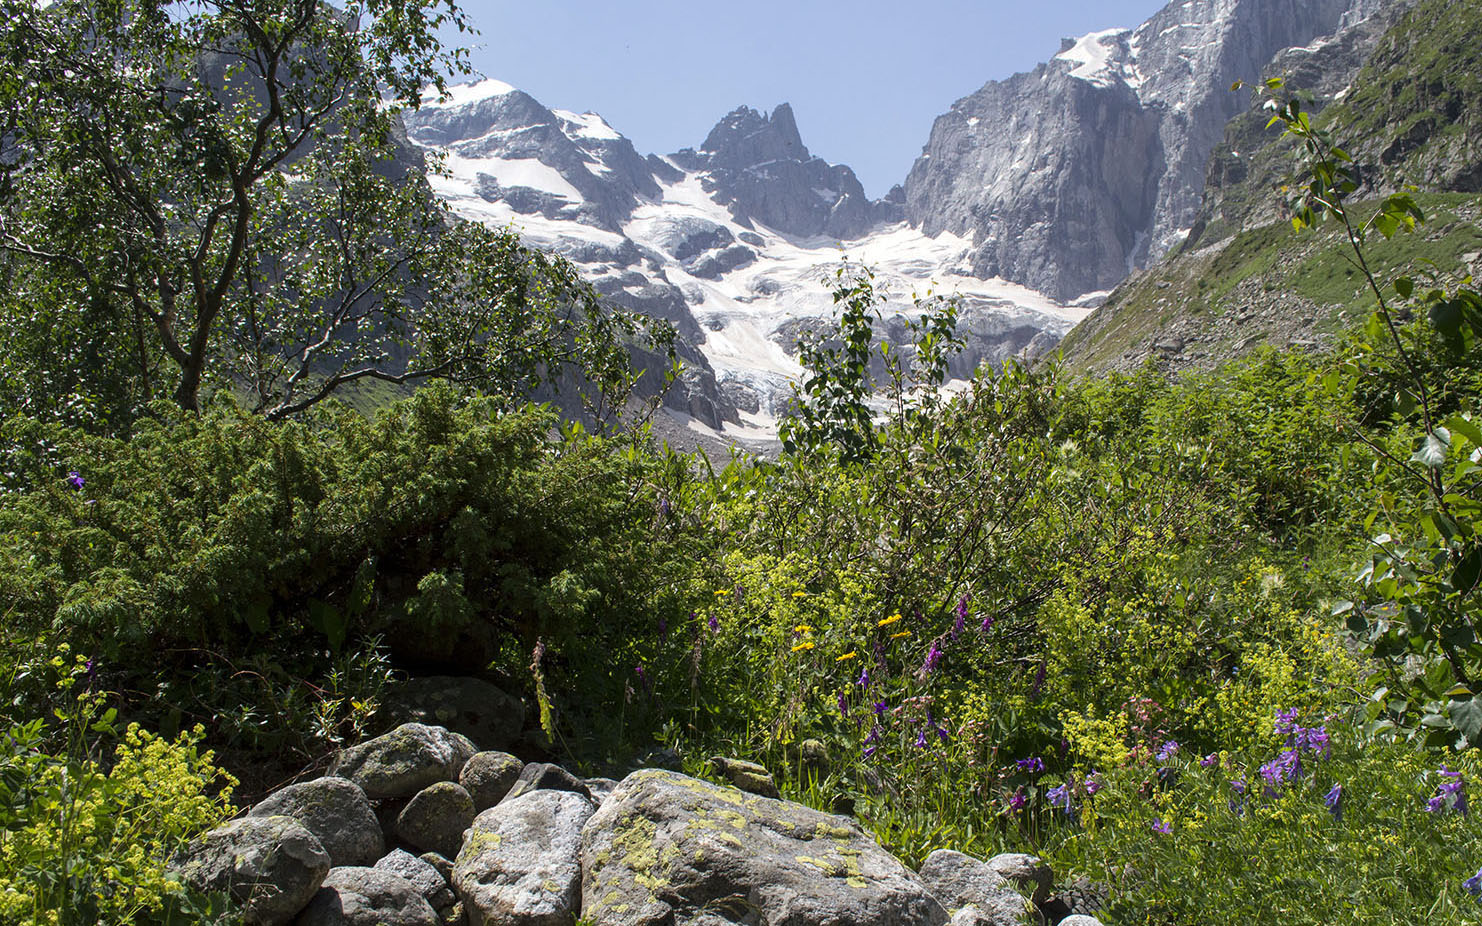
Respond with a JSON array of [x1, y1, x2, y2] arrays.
[[699, 103, 808, 166]]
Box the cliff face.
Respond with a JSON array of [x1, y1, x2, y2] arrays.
[[904, 0, 1385, 301]]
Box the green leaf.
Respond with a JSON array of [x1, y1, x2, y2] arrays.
[[1445, 415, 1482, 450], [1412, 430, 1451, 469], [1449, 696, 1482, 742], [1455, 549, 1481, 596], [1394, 277, 1414, 299]]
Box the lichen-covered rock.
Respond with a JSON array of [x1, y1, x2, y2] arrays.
[[420, 852, 455, 883], [395, 782, 476, 858], [582, 769, 947, 926], [707, 756, 780, 798], [330, 724, 476, 800], [986, 853, 1053, 908], [383, 677, 526, 751], [919, 850, 1032, 926], [295, 866, 440, 926], [171, 815, 330, 926], [1056, 917, 1106, 926], [375, 849, 457, 916], [249, 778, 383, 868], [499, 762, 592, 805], [453, 789, 595, 926], [459, 752, 524, 811]]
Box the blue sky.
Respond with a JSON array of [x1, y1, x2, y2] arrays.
[[447, 1, 1168, 197]]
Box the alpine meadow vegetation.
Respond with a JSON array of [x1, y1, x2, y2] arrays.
[[0, 2, 1481, 924]]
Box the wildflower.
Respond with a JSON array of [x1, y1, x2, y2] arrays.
[[791, 641, 815, 653], [792, 591, 809, 598], [1200, 753, 1219, 768], [1084, 773, 1103, 797], [1428, 767, 1469, 817], [952, 596, 969, 640], [794, 624, 813, 634], [66, 471, 85, 490], [920, 641, 944, 676], [914, 727, 929, 749], [877, 613, 903, 628], [890, 631, 911, 640], [1016, 757, 1045, 774], [865, 725, 882, 745], [837, 651, 857, 662], [1156, 741, 1180, 762], [1046, 782, 1075, 817], [1324, 783, 1343, 822], [863, 745, 878, 760], [980, 613, 995, 632], [1151, 819, 1172, 835], [857, 666, 871, 688], [1465, 867, 1482, 898], [935, 721, 950, 744], [837, 690, 849, 718], [714, 588, 731, 597], [634, 664, 645, 680], [1007, 788, 1027, 813], [1030, 662, 1045, 701], [708, 613, 720, 632], [872, 700, 888, 717]]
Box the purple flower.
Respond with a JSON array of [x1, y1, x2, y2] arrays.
[[1230, 778, 1248, 796], [857, 666, 871, 688], [1046, 782, 1075, 817], [66, 471, 84, 490], [952, 596, 969, 640], [1151, 819, 1172, 835], [837, 690, 849, 718], [1465, 867, 1482, 898], [863, 745, 878, 760], [914, 727, 929, 749], [634, 664, 645, 679], [864, 726, 882, 746], [921, 641, 944, 676], [1156, 741, 1180, 762], [1200, 753, 1219, 768], [1324, 783, 1343, 822], [708, 614, 719, 632], [935, 722, 950, 744], [1016, 757, 1045, 775], [1007, 789, 1027, 813], [1429, 767, 1469, 817], [872, 700, 888, 717], [657, 618, 668, 642], [1030, 663, 1046, 701], [1083, 773, 1103, 797], [1274, 708, 1300, 737], [980, 613, 995, 633]]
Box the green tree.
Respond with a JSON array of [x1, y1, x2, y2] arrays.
[[0, 0, 658, 428]]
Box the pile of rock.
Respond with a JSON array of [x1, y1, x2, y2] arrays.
[[172, 720, 1106, 926]]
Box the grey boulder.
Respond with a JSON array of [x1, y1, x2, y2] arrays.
[[581, 768, 947, 926], [986, 853, 1053, 907], [383, 676, 526, 751], [249, 777, 383, 868], [171, 815, 330, 926], [374, 850, 457, 917], [395, 781, 476, 858], [330, 723, 476, 800], [1057, 918, 1106, 926], [453, 789, 595, 926], [459, 751, 524, 811], [296, 866, 440, 926], [499, 762, 592, 805], [919, 849, 1033, 926]]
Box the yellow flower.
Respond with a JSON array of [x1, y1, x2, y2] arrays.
[[890, 631, 912, 640], [836, 651, 858, 662], [795, 624, 814, 634], [714, 588, 732, 597], [791, 641, 816, 653], [792, 591, 809, 598], [877, 613, 903, 628]]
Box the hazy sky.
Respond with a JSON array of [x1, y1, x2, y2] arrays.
[[445, 2, 1169, 198]]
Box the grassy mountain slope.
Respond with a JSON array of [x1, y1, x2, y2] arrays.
[[1059, 0, 1482, 376]]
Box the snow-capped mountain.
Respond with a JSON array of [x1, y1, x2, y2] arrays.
[[403, 82, 1086, 443], [904, 0, 1392, 301]]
